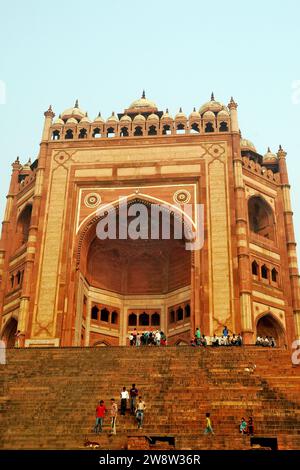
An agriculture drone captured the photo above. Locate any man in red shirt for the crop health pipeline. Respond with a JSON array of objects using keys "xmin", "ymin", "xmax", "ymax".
[{"xmin": 94, "ymin": 400, "xmax": 107, "ymax": 434}]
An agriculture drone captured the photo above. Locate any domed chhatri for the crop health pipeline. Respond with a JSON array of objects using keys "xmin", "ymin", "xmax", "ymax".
[
  {"xmin": 199, "ymin": 92, "xmax": 228, "ymax": 115},
  {"xmin": 61, "ymin": 99, "xmax": 86, "ymax": 121},
  {"xmin": 263, "ymin": 147, "xmax": 278, "ymax": 163},
  {"xmin": 129, "ymin": 90, "xmax": 157, "ymax": 110},
  {"xmin": 240, "ymin": 137, "xmax": 257, "ymax": 152},
  {"xmin": 93, "ymin": 112, "xmax": 105, "ymax": 123}
]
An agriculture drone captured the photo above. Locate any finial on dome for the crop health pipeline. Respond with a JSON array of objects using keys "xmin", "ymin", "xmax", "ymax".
[
  {"xmin": 142, "ymin": 90, "xmax": 146, "ymax": 99},
  {"xmin": 85, "ymin": 112, "xmax": 88, "ymax": 117},
  {"xmin": 211, "ymin": 92, "xmax": 215, "ymax": 101},
  {"xmin": 267, "ymin": 147, "xmax": 271, "ymax": 152},
  {"xmin": 112, "ymin": 111, "xmax": 115, "ymax": 116},
  {"xmin": 166, "ymin": 108, "xmax": 169, "ymax": 113},
  {"xmin": 193, "ymin": 107, "xmax": 196, "ymax": 112},
  {"xmin": 98, "ymin": 112, "xmax": 101, "ymax": 117},
  {"xmin": 179, "ymin": 107, "xmax": 182, "ymax": 112},
  {"xmin": 279, "ymin": 144, "xmax": 282, "ymax": 150},
  {"xmin": 74, "ymin": 99, "xmax": 79, "ymax": 108}
]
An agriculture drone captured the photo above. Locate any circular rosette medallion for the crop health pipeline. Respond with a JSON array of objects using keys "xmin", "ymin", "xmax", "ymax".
[
  {"xmin": 173, "ymin": 189, "xmax": 191, "ymax": 204},
  {"xmin": 84, "ymin": 193, "xmax": 102, "ymax": 208}
]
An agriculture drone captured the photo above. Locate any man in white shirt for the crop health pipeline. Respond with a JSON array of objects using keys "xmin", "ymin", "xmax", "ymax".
[{"xmin": 120, "ymin": 387, "xmax": 129, "ymax": 415}]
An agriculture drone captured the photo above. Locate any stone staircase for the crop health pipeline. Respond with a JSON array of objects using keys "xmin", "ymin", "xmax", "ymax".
[{"xmin": 0, "ymin": 347, "xmax": 299, "ymax": 450}]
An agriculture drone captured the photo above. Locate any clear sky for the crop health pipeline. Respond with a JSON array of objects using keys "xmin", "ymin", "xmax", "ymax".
[{"xmin": 0, "ymin": 0, "xmax": 299, "ymax": 253}]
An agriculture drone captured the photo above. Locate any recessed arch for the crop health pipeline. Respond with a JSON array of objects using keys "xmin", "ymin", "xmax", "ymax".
[
  {"xmin": 256, "ymin": 312, "xmax": 285, "ymax": 347},
  {"xmin": 1, "ymin": 317, "xmax": 18, "ymax": 348},
  {"xmin": 248, "ymin": 195, "xmax": 275, "ymax": 241}
]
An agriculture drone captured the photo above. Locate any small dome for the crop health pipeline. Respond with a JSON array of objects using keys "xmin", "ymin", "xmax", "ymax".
[
  {"xmin": 263, "ymin": 147, "xmax": 278, "ymax": 163},
  {"xmin": 147, "ymin": 113, "xmax": 159, "ymax": 121},
  {"xmin": 175, "ymin": 108, "xmax": 187, "ymax": 120},
  {"xmin": 53, "ymin": 115, "xmax": 64, "ymax": 126},
  {"xmin": 129, "ymin": 91, "xmax": 157, "ymax": 110},
  {"xmin": 61, "ymin": 100, "xmax": 86, "ymax": 121},
  {"xmin": 189, "ymin": 107, "xmax": 200, "ymax": 119},
  {"xmin": 107, "ymin": 112, "xmax": 119, "ymax": 123},
  {"xmin": 66, "ymin": 117, "xmax": 78, "ymax": 125},
  {"xmin": 217, "ymin": 109, "xmax": 230, "ymax": 118},
  {"xmin": 161, "ymin": 109, "xmax": 172, "ymax": 120},
  {"xmin": 203, "ymin": 110, "xmax": 215, "ymax": 119},
  {"xmin": 199, "ymin": 93, "xmax": 227, "ymax": 114},
  {"xmin": 80, "ymin": 113, "xmax": 91, "ymax": 124},
  {"xmin": 94, "ymin": 112, "xmax": 105, "ymax": 123},
  {"xmin": 240, "ymin": 138, "xmax": 257, "ymax": 152},
  {"xmin": 133, "ymin": 113, "xmax": 146, "ymax": 122},
  {"xmin": 120, "ymin": 114, "xmax": 132, "ymax": 123}
]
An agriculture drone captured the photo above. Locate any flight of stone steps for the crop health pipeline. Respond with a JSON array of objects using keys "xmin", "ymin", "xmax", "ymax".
[{"xmin": 0, "ymin": 346, "xmax": 299, "ymax": 450}]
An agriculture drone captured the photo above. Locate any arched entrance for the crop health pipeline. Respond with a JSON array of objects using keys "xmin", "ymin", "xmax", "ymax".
[
  {"xmin": 256, "ymin": 313, "xmax": 285, "ymax": 347},
  {"xmin": 75, "ymin": 198, "xmax": 193, "ymax": 345},
  {"xmin": 1, "ymin": 318, "xmax": 18, "ymax": 348}
]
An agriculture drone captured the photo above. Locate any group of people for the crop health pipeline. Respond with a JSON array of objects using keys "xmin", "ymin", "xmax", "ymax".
[
  {"xmin": 239, "ymin": 416, "xmax": 254, "ymax": 435},
  {"xmin": 191, "ymin": 327, "xmax": 243, "ymax": 347},
  {"xmin": 129, "ymin": 329, "xmax": 167, "ymax": 347},
  {"xmin": 255, "ymin": 336, "xmax": 276, "ymax": 347},
  {"xmin": 94, "ymin": 384, "xmax": 146, "ymax": 435}
]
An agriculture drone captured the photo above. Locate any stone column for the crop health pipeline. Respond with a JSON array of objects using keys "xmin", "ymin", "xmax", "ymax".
[
  {"xmin": 0, "ymin": 158, "xmax": 21, "ymax": 332},
  {"xmin": 278, "ymin": 146, "xmax": 300, "ymax": 340},
  {"xmin": 229, "ymin": 98, "xmax": 254, "ymax": 344}
]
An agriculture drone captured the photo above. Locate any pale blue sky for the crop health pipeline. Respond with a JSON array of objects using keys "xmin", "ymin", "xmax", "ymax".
[{"xmin": 0, "ymin": 0, "xmax": 299, "ymax": 253}]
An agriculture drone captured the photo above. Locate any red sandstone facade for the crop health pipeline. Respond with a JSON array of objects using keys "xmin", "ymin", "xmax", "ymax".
[{"xmin": 0, "ymin": 93, "xmax": 299, "ymax": 348}]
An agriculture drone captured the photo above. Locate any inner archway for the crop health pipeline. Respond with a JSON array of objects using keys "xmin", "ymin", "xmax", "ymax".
[
  {"xmin": 76, "ymin": 200, "xmax": 192, "ymax": 344},
  {"xmin": 256, "ymin": 314, "xmax": 285, "ymax": 347},
  {"xmin": 1, "ymin": 318, "xmax": 18, "ymax": 348}
]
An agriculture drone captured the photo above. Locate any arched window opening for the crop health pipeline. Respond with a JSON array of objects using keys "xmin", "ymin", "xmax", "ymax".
[
  {"xmin": 65, "ymin": 129, "xmax": 74, "ymax": 139},
  {"xmin": 151, "ymin": 312, "xmax": 160, "ymax": 326},
  {"xmin": 148, "ymin": 125, "xmax": 157, "ymax": 136},
  {"xmin": 177, "ymin": 307, "xmax": 184, "ymax": 322},
  {"xmin": 190, "ymin": 123, "xmax": 200, "ymax": 133},
  {"xmin": 176, "ymin": 123, "xmax": 185, "ymax": 134},
  {"xmin": 91, "ymin": 306, "xmax": 99, "ymax": 321},
  {"xmin": 185, "ymin": 304, "xmax": 190, "ymax": 318},
  {"xmin": 107, "ymin": 127, "xmax": 115, "ymax": 138},
  {"xmin": 128, "ymin": 313, "xmax": 137, "ymax": 326},
  {"xmin": 219, "ymin": 121, "xmax": 228, "ymax": 132},
  {"xmin": 170, "ymin": 310, "xmax": 175, "ymax": 323},
  {"xmin": 120, "ymin": 127, "xmax": 129, "ymax": 137},
  {"xmin": 205, "ymin": 122, "xmax": 214, "ymax": 133},
  {"xmin": 111, "ymin": 311, "xmax": 118, "ymax": 324},
  {"xmin": 271, "ymin": 268, "xmax": 278, "ymax": 283},
  {"xmin": 252, "ymin": 261, "xmax": 259, "ymax": 276},
  {"xmin": 16, "ymin": 271, "xmax": 21, "ymax": 285},
  {"xmin": 10, "ymin": 275, "xmax": 14, "ymax": 289},
  {"xmin": 261, "ymin": 265, "xmax": 269, "ymax": 280},
  {"xmin": 139, "ymin": 312, "xmax": 149, "ymax": 326},
  {"xmin": 78, "ymin": 128, "xmax": 87, "ymax": 139},
  {"xmin": 162, "ymin": 124, "xmax": 171, "ymax": 135},
  {"xmin": 134, "ymin": 126, "xmax": 143, "ymax": 136},
  {"xmin": 16, "ymin": 205, "xmax": 32, "ymax": 248},
  {"xmin": 248, "ymin": 197, "xmax": 275, "ymax": 241},
  {"xmin": 100, "ymin": 308, "xmax": 109, "ymax": 322},
  {"xmin": 92, "ymin": 128, "xmax": 101, "ymax": 138},
  {"xmin": 52, "ymin": 130, "xmax": 60, "ymax": 140}
]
